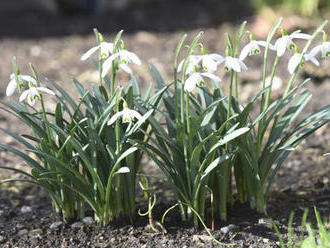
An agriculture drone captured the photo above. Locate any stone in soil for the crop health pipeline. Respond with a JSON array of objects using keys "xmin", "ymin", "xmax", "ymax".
[{"xmin": 50, "ymin": 221, "xmax": 63, "ymax": 229}]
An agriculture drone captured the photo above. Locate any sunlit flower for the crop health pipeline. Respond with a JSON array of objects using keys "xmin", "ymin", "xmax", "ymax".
[
  {"xmin": 102, "ymin": 49, "xmax": 141, "ymax": 77},
  {"xmin": 108, "ymin": 107, "xmax": 143, "ymax": 125},
  {"xmin": 178, "ymin": 55, "xmax": 202, "ymax": 75},
  {"xmin": 199, "ymin": 54, "xmax": 224, "ymax": 72},
  {"xmin": 307, "ymin": 42, "xmax": 330, "ymax": 59},
  {"xmin": 19, "ymin": 86, "xmax": 55, "ymax": 106},
  {"xmin": 184, "ymin": 72, "xmax": 221, "ymax": 92},
  {"xmin": 239, "ymin": 40, "xmax": 268, "ymax": 61},
  {"xmin": 288, "ymin": 53, "xmax": 303, "ymax": 74},
  {"xmin": 274, "ymin": 29, "xmax": 312, "ymax": 57},
  {"xmin": 220, "ymin": 56, "xmax": 247, "ymax": 72},
  {"xmin": 6, "ymin": 74, "xmax": 37, "ymax": 96},
  {"xmin": 81, "ymin": 41, "xmax": 114, "ymax": 60}
]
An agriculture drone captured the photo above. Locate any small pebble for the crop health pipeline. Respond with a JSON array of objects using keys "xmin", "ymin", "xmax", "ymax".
[
  {"xmin": 20, "ymin": 206, "xmax": 32, "ymax": 214},
  {"xmin": 0, "ymin": 210, "xmax": 4, "ymax": 216},
  {"xmin": 263, "ymin": 238, "xmax": 269, "ymax": 243},
  {"xmin": 220, "ymin": 224, "xmax": 237, "ymax": 234},
  {"xmin": 17, "ymin": 229, "xmax": 28, "ymax": 236},
  {"xmin": 258, "ymin": 218, "xmax": 273, "ymax": 228},
  {"xmin": 29, "ymin": 228, "xmax": 43, "ymax": 236},
  {"xmin": 0, "ymin": 235, "xmax": 6, "ymax": 243},
  {"xmin": 192, "ymin": 234, "xmax": 212, "ymax": 242},
  {"xmin": 71, "ymin": 222, "xmax": 83, "ymax": 229},
  {"xmin": 82, "ymin": 216, "xmax": 93, "ymax": 225},
  {"xmin": 16, "ymin": 223, "xmax": 25, "ymax": 230},
  {"xmin": 50, "ymin": 221, "xmax": 63, "ymax": 229}
]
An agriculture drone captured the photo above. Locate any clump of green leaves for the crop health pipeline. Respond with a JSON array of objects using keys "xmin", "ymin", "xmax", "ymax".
[{"xmin": 273, "ymin": 207, "xmax": 330, "ymax": 248}]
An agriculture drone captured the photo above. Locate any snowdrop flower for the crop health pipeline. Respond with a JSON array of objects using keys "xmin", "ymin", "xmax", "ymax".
[
  {"xmin": 178, "ymin": 55, "xmax": 201, "ymax": 75},
  {"xmin": 274, "ymin": 29, "xmax": 312, "ymax": 57},
  {"xmin": 102, "ymin": 49, "xmax": 141, "ymax": 77},
  {"xmin": 200, "ymin": 53, "xmax": 225, "ymax": 72},
  {"xmin": 184, "ymin": 72, "xmax": 221, "ymax": 92},
  {"xmin": 304, "ymin": 51, "xmax": 320, "ymax": 66},
  {"xmin": 288, "ymin": 45, "xmax": 320, "ymax": 74},
  {"xmin": 307, "ymin": 32, "xmax": 330, "ymax": 59},
  {"xmin": 108, "ymin": 107, "xmax": 143, "ymax": 125},
  {"xmin": 81, "ymin": 41, "xmax": 114, "ymax": 60},
  {"xmin": 221, "ymin": 56, "xmax": 247, "ymax": 72},
  {"xmin": 19, "ymin": 86, "xmax": 55, "ymax": 106},
  {"xmin": 239, "ymin": 33, "xmax": 270, "ymax": 61},
  {"xmin": 6, "ymin": 74, "xmax": 37, "ymax": 97}
]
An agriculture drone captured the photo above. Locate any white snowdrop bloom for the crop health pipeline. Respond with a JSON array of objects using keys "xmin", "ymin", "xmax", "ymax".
[
  {"xmin": 307, "ymin": 41, "xmax": 330, "ymax": 59},
  {"xmin": 184, "ymin": 72, "xmax": 221, "ymax": 92},
  {"xmin": 81, "ymin": 41, "xmax": 114, "ymax": 60},
  {"xmin": 102, "ymin": 50, "xmax": 141, "ymax": 77},
  {"xmin": 239, "ymin": 40, "xmax": 270, "ymax": 61},
  {"xmin": 178, "ymin": 55, "xmax": 202, "ymax": 75},
  {"xmin": 221, "ymin": 56, "xmax": 247, "ymax": 72},
  {"xmin": 274, "ymin": 30, "xmax": 312, "ymax": 57},
  {"xmin": 200, "ymin": 53, "xmax": 224, "ymax": 72},
  {"xmin": 19, "ymin": 87, "xmax": 55, "ymax": 106},
  {"xmin": 108, "ymin": 108, "xmax": 143, "ymax": 125},
  {"xmin": 6, "ymin": 74, "xmax": 37, "ymax": 97},
  {"xmin": 304, "ymin": 51, "xmax": 320, "ymax": 66},
  {"xmin": 288, "ymin": 53, "xmax": 304, "ymax": 74},
  {"xmin": 264, "ymin": 76, "xmax": 283, "ymax": 91}
]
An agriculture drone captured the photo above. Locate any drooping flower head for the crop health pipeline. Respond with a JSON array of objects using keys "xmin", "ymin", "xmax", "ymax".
[
  {"xmin": 81, "ymin": 41, "xmax": 114, "ymax": 61},
  {"xmin": 239, "ymin": 32, "xmax": 270, "ymax": 61},
  {"xmin": 184, "ymin": 72, "xmax": 221, "ymax": 92},
  {"xmin": 19, "ymin": 86, "xmax": 55, "ymax": 106},
  {"xmin": 6, "ymin": 73, "xmax": 37, "ymax": 96},
  {"xmin": 306, "ymin": 31, "xmax": 330, "ymax": 59},
  {"xmin": 274, "ymin": 28, "xmax": 312, "ymax": 57},
  {"xmin": 102, "ymin": 44, "xmax": 142, "ymax": 77},
  {"xmin": 108, "ymin": 106, "xmax": 143, "ymax": 125}
]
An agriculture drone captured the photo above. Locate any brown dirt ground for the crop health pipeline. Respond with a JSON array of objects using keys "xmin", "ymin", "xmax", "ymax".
[{"xmin": 0, "ymin": 1, "xmax": 330, "ymax": 247}]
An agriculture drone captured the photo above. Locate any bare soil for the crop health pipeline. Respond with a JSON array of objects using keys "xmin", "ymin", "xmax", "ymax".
[{"xmin": 0, "ymin": 0, "xmax": 330, "ymax": 247}]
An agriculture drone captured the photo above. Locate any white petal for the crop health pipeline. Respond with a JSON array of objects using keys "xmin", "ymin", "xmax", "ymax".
[
  {"xmin": 20, "ymin": 75, "xmax": 37, "ymax": 85},
  {"xmin": 81, "ymin": 45, "xmax": 100, "ymax": 60},
  {"xmin": 288, "ymin": 54, "xmax": 302, "ymax": 74},
  {"xmin": 177, "ymin": 59, "xmax": 185, "ymax": 72},
  {"xmin": 321, "ymin": 42, "xmax": 330, "ymax": 57},
  {"xmin": 119, "ymin": 64, "xmax": 132, "ymax": 74},
  {"xmin": 202, "ymin": 55, "xmax": 218, "ymax": 72},
  {"xmin": 36, "ymin": 87, "xmax": 55, "ymax": 95},
  {"xmin": 19, "ymin": 89, "xmax": 30, "ymax": 102},
  {"xmin": 122, "ymin": 50, "xmax": 141, "ymax": 65},
  {"xmin": 239, "ymin": 43, "xmax": 253, "ymax": 61},
  {"xmin": 255, "ymin": 41, "xmax": 267, "ymax": 47},
  {"xmin": 108, "ymin": 111, "xmax": 123, "ymax": 125},
  {"xmin": 116, "ymin": 167, "xmax": 130, "ymax": 174},
  {"xmin": 6, "ymin": 79, "xmax": 17, "ymax": 96},
  {"xmin": 209, "ymin": 53, "xmax": 225, "ymax": 64},
  {"xmin": 102, "ymin": 54, "xmax": 119, "ymax": 78},
  {"xmin": 238, "ymin": 60, "xmax": 248, "ymax": 71},
  {"xmin": 201, "ymin": 72, "xmax": 221, "ymax": 82},
  {"xmin": 308, "ymin": 45, "xmax": 322, "ymax": 57},
  {"xmin": 226, "ymin": 57, "xmax": 241, "ymax": 72},
  {"xmin": 290, "ymin": 33, "xmax": 312, "ymax": 40},
  {"xmin": 276, "ymin": 36, "xmax": 288, "ymax": 57},
  {"xmin": 129, "ymin": 109, "xmax": 143, "ymax": 121},
  {"xmin": 184, "ymin": 73, "xmax": 199, "ymax": 92},
  {"xmin": 100, "ymin": 42, "xmax": 113, "ymax": 58}
]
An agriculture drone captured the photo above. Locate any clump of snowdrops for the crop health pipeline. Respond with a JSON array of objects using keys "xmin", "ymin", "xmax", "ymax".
[{"xmin": 1, "ymin": 19, "xmax": 329, "ymax": 234}]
